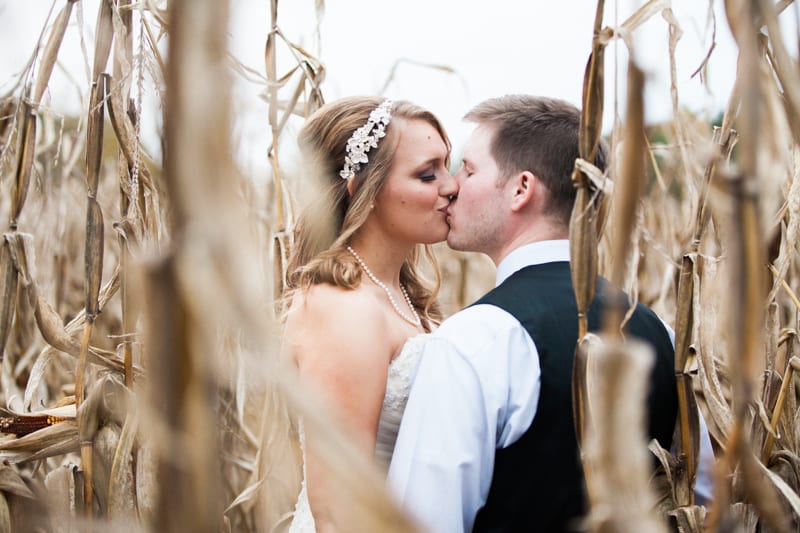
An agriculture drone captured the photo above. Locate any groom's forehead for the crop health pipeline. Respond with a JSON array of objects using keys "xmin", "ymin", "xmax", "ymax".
[{"xmin": 462, "ymin": 127, "xmax": 499, "ymax": 168}]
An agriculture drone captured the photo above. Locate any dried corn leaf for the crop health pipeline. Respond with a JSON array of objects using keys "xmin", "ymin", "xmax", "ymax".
[
  {"xmin": 23, "ymin": 351, "xmax": 58, "ymax": 411},
  {"xmin": 756, "ymin": 0, "xmax": 800, "ymax": 146},
  {"xmin": 276, "ymin": 75, "xmax": 316, "ymax": 135},
  {"xmin": 649, "ymin": 439, "xmax": 680, "ymax": 510},
  {"xmin": 265, "ymin": 31, "xmax": 278, "ymax": 126},
  {"xmin": 0, "ymin": 493, "xmax": 9, "ymax": 533},
  {"xmin": 105, "ymin": 75, "xmax": 155, "ymax": 194},
  {"xmin": 227, "ymin": 54, "xmax": 269, "ymax": 84},
  {"xmin": 1, "ymin": 404, "xmax": 76, "ymax": 420},
  {"xmin": 0, "ymin": 241, "xmax": 17, "ymax": 362},
  {"xmin": 4, "ymin": 232, "xmax": 79, "ymax": 367},
  {"xmin": 65, "ymin": 263, "xmax": 121, "ymax": 334},
  {"xmin": 79, "ymin": 375, "xmax": 130, "ymax": 442},
  {"xmin": 32, "ymin": 1, "xmax": 75, "ymax": 106},
  {"xmin": 574, "ymin": 158, "xmax": 612, "ymax": 195},
  {"xmin": 253, "ymin": 384, "xmax": 302, "ymax": 529},
  {"xmin": 84, "ymin": 198, "xmax": 104, "ymax": 319},
  {"xmin": 11, "ymin": 103, "xmax": 36, "ymax": 226},
  {"xmin": 741, "ymin": 450, "xmax": 795, "ymax": 530},
  {"xmin": 694, "ymin": 257, "xmax": 734, "ymax": 444},
  {"xmin": 0, "ymin": 463, "xmax": 35, "ymax": 499},
  {"xmin": 92, "ymin": 423, "xmax": 120, "ymax": 512},
  {"xmin": 378, "ymin": 57, "xmax": 459, "ymax": 96},
  {"xmin": 224, "ymin": 478, "xmax": 264, "ymax": 515},
  {"xmin": 666, "ymin": 505, "xmax": 706, "ymax": 533},
  {"xmin": 111, "ymin": 0, "xmax": 133, "ymax": 96},
  {"xmin": 675, "ymin": 373, "xmax": 700, "ymax": 505},
  {"xmin": 85, "ymin": 76, "xmax": 105, "ymax": 198},
  {"xmin": 92, "ymin": 0, "xmax": 114, "ymax": 80},
  {"xmin": 0, "ymin": 98, "xmax": 15, "ymax": 146},
  {"xmin": 140, "ymin": 15, "xmax": 166, "ymax": 77},
  {"xmin": 768, "ymin": 148, "xmax": 800, "ymax": 303},
  {"xmin": 578, "ymin": 0, "xmax": 608, "ymax": 164},
  {"xmin": 32, "ymin": 288, "xmax": 80, "ymax": 356},
  {"xmin": 44, "ymin": 464, "xmax": 79, "ymax": 533},
  {"xmin": 572, "ymin": 332, "xmax": 603, "ymax": 451},
  {"xmin": 273, "ymin": 230, "xmax": 291, "ymax": 304},
  {"xmin": 3, "ymin": 233, "xmax": 34, "ymax": 288},
  {"xmin": 727, "ymin": 502, "xmax": 759, "ymax": 531},
  {"xmin": 673, "ymin": 255, "xmax": 694, "ymax": 373},
  {"xmin": 107, "ymin": 414, "xmax": 137, "ymax": 521},
  {"xmin": 662, "ymin": 7, "xmax": 694, "ymax": 191},
  {"xmin": 619, "ymin": 0, "xmax": 671, "ymax": 36}
]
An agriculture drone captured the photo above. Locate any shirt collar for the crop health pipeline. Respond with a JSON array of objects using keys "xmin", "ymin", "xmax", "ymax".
[{"xmin": 495, "ymin": 240, "xmax": 570, "ymax": 286}]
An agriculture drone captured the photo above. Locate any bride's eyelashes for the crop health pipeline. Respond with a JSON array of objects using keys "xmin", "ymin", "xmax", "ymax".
[{"xmin": 418, "ymin": 164, "xmax": 448, "ymax": 182}]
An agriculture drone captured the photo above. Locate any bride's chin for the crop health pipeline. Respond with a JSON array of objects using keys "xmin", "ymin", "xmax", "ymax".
[
  {"xmin": 421, "ymin": 231, "xmax": 449, "ymax": 245},
  {"xmin": 418, "ymin": 221, "xmax": 451, "ymax": 244}
]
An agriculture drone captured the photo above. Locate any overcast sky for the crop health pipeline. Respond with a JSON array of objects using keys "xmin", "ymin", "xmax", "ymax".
[{"xmin": 2, "ymin": 1, "xmax": 798, "ymax": 176}]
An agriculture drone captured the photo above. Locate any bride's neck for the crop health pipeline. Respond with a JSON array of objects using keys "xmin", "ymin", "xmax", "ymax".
[{"xmin": 347, "ymin": 238, "xmax": 411, "ymax": 288}]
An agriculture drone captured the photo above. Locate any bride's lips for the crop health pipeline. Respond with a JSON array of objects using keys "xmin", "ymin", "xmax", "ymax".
[{"xmin": 441, "ymin": 206, "xmax": 453, "ymax": 225}]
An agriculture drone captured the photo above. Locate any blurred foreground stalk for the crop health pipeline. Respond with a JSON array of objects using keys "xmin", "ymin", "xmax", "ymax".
[{"xmin": 146, "ymin": 0, "xmax": 233, "ymax": 530}]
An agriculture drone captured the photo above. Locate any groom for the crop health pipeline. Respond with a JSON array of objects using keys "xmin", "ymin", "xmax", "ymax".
[{"xmin": 387, "ymin": 95, "xmax": 712, "ymax": 532}]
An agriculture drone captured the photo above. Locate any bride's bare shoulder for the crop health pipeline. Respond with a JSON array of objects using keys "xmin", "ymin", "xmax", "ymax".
[
  {"xmin": 283, "ymin": 282, "xmax": 389, "ymax": 368},
  {"xmin": 285, "ymin": 282, "xmax": 379, "ymax": 328}
]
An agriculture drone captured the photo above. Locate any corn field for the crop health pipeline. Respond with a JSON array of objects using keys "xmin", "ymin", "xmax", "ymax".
[{"xmin": 0, "ymin": 0, "xmax": 799, "ymax": 531}]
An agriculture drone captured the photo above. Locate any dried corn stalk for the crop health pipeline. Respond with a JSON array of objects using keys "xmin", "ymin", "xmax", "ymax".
[{"xmin": 264, "ymin": 0, "xmax": 325, "ymax": 306}]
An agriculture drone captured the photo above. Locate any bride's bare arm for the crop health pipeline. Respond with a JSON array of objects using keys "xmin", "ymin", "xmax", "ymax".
[{"xmin": 283, "ymin": 284, "xmax": 392, "ymax": 530}]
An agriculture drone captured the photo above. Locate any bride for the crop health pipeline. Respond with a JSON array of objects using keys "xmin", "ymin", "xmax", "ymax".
[{"xmin": 281, "ymin": 96, "xmax": 457, "ymax": 531}]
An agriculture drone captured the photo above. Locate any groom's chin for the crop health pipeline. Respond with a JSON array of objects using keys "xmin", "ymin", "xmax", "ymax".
[{"xmin": 445, "ymin": 233, "xmax": 465, "ymax": 251}]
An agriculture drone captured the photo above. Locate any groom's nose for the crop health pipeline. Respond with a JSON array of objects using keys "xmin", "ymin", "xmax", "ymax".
[{"xmin": 440, "ymin": 171, "xmax": 458, "ymax": 198}]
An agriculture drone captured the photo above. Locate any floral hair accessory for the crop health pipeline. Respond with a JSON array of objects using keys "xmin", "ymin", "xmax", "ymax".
[{"xmin": 339, "ymin": 99, "xmax": 393, "ymax": 181}]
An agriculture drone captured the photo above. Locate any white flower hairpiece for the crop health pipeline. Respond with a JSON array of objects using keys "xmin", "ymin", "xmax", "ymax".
[{"xmin": 339, "ymin": 99, "xmax": 393, "ymax": 181}]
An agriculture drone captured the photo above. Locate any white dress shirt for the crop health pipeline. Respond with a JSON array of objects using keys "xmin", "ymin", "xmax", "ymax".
[{"xmin": 387, "ymin": 240, "xmax": 714, "ymax": 532}]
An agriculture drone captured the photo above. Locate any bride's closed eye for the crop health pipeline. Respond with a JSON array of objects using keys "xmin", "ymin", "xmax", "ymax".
[{"xmin": 417, "ymin": 165, "xmax": 440, "ymax": 182}]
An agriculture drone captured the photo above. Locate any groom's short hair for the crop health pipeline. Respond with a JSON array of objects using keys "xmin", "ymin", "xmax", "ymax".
[{"xmin": 464, "ymin": 95, "xmax": 607, "ymax": 225}]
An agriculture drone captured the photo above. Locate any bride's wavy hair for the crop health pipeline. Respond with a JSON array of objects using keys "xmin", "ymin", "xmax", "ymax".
[{"xmin": 284, "ymin": 96, "xmax": 449, "ymax": 328}]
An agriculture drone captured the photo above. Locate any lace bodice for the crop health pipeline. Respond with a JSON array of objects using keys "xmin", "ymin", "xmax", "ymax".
[
  {"xmin": 375, "ymin": 334, "xmax": 427, "ymax": 469},
  {"xmin": 288, "ymin": 334, "xmax": 427, "ymax": 532}
]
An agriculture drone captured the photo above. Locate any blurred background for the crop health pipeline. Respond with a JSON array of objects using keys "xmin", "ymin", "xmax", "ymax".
[{"xmin": 5, "ymin": 0, "xmax": 796, "ymax": 177}]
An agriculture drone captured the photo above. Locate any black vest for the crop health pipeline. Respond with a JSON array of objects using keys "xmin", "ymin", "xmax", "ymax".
[{"xmin": 471, "ymin": 262, "xmax": 677, "ymax": 533}]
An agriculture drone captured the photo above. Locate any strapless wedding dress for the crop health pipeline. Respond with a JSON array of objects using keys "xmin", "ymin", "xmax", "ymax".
[{"xmin": 288, "ymin": 334, "xmax": 427, "ymax": 532}]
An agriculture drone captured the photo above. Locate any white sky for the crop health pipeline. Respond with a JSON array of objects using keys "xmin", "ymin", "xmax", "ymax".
[{"xmin": 1, "ymin": 1, "xmax": 798, "ymax": 178}]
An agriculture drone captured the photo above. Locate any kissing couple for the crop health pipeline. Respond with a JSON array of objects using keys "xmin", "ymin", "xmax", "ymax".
[{"xmin": 280, "ymin": 95, "xmax": 713, "ymax": 532}]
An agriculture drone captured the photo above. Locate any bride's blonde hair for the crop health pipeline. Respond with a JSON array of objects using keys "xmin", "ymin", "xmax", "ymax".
[{"xmin": 285, "ymin": 96, "xmax": 450, "ymax": 328}]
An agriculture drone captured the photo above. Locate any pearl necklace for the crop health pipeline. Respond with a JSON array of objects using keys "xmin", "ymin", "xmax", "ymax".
[{"xmin": 346, "ymin": 246, "xmax": 422, "ymax": 328}]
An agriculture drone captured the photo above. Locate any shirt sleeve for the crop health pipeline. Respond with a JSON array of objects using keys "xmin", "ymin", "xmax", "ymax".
[
  {"xmin": 387, "ymin": 305, "xmax": 540, "ymax": 533},
  {"xmin": 694, "ymin": 410, "xmax": 714, "ymax": 505}
]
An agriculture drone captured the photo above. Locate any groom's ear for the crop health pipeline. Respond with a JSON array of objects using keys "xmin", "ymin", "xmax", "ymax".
[{"xmin": 510, "ymin": 170, "xmax": 537, "ymax": 212}]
